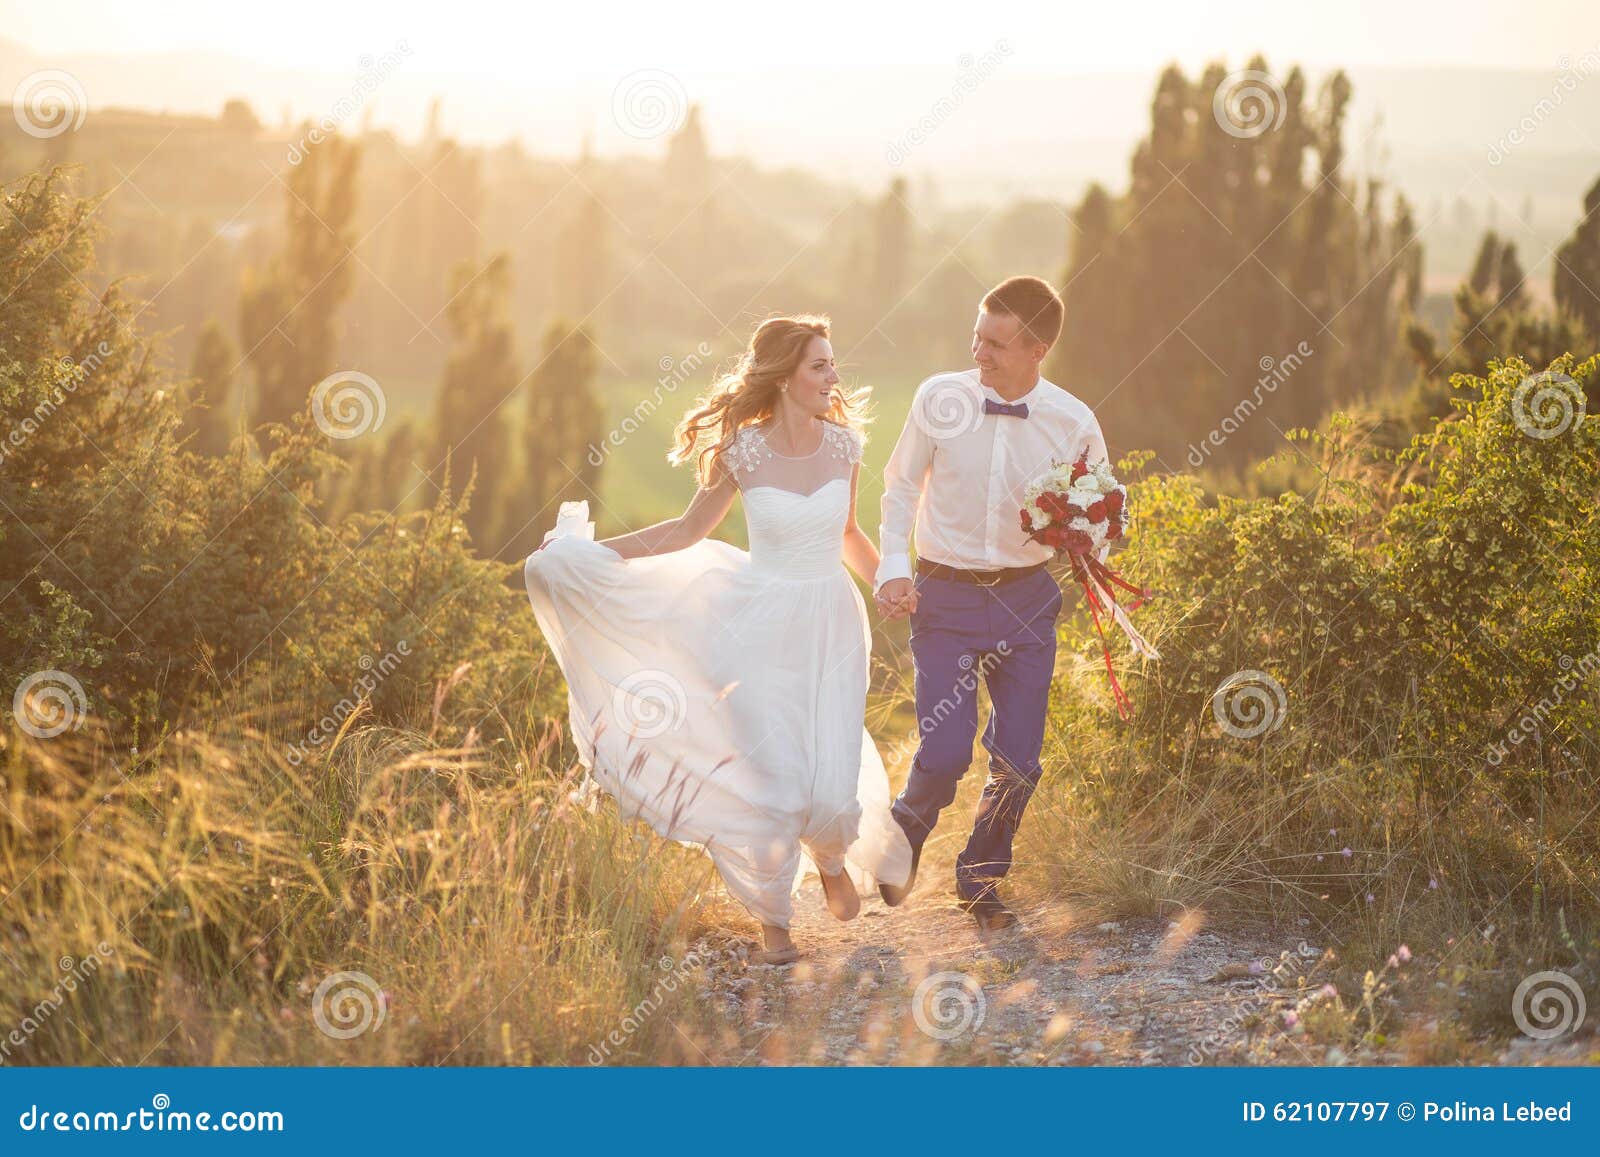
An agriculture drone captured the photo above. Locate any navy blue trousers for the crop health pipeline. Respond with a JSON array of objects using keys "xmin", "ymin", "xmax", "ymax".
[{"xmin": 892, "ymin": 568, "xmax": 1063, "ymax": 901}]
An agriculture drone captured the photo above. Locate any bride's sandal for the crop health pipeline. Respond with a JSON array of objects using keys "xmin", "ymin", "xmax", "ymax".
[
  {"xmin": 752, "ymin": 925, "xmax": 801, "ymax": 967},
  {"xmin": 819, "ymin": 868, "xmax": 861, "ymax": 922}
]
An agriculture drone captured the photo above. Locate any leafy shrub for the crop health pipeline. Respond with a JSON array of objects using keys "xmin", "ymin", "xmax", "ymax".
[
  {"xmin": 1, "ymin": 170, "xmax": 541, "ymax": 745},
  {"xmin": 1030, "ymin": 355, "xmax": 1600, "ymax": 975},
  {"xmin": 1094, "ymin": 354, "xmax": 1598, "ymax": 777}
]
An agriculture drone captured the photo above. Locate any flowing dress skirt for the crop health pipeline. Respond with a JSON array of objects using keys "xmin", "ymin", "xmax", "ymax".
[{"xmin": 524, "ymin": 522, "xmax": 910, "ymax": 927}]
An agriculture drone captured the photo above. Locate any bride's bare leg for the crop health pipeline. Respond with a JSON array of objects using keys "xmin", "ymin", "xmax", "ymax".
[
  {"xmin": 753, "ymin": 924, "xmax": 800, "ymax": 965},
  {"xmin": 819, "ymin": 866, "xmax": 861, "ymax": 921},
  {"xmin": 804, "ymin": 841, "xmax": 860, "ymax": 922},
  {"xmin": 707, "ymin": 844, "xmax": 799, "ymax": 964}
]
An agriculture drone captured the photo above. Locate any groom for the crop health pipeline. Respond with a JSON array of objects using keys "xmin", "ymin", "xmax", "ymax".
[{"xmin": 873, "ymin": 276, "xmax": 1108, "ymax": 932}]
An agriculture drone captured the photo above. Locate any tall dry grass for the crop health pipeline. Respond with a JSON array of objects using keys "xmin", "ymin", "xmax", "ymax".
[
  {"xmin": 0, "ymin": 682, "xmax": 738, "ymax": 1066},
  {"xmin": 1018, "ymin": 683, "xmax": 1598, "ymax": 1052}
]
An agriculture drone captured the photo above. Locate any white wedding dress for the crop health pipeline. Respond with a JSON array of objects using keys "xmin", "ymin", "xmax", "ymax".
[{"xmin": 522, "ymin": 420, "xmax": 912, "ymax": 928}]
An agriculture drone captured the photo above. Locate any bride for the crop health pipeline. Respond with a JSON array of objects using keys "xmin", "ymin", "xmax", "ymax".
[{"xmin": 524, "ymin": 315, "xmax": 911, "ymax": 964}]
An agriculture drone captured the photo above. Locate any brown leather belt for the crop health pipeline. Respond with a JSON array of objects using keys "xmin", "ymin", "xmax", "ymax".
[{"xmin": 916, "ymin": 559, "xmax": 1048, "ymax": 587}]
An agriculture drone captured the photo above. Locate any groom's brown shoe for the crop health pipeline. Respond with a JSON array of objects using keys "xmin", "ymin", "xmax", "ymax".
[
  {"xmin": 958, "ymin": 894, "xmax": 1019, "ymax": 933},
  {"xmin": 878, "ymin": 838, "xmax": 922, "ymax": 907}
]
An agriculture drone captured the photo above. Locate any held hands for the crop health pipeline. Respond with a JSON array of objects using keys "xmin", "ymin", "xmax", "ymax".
[{"xmin": 874, "ymin": 577, "xmax": 918, "ymax": 621}]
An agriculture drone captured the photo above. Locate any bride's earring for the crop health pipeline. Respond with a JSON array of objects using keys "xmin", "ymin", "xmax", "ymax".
[{"xmin": 780, "ymin": 381, "xmax": 789, "ymax": 392}]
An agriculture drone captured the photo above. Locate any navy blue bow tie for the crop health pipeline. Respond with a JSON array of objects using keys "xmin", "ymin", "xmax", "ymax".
[{"xmin": 984, "ymin": 398, "xmax": 1029, "ymax": 419}]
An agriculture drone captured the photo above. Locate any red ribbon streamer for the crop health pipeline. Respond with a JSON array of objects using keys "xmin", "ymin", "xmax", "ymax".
[{"xmin": 1068, "ymin": 552, "xmax": 1155, "ymax": 721}]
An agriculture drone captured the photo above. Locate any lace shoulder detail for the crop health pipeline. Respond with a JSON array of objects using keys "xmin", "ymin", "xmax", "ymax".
[
  {"xmin": 823, "ymin": 422, "xmax": 864, "ymax": 465},
  {"xmin": 718, "ymin": 422, "xmax": 858, "ymax": 488},
  {"xmin": 719, "ymin": 425, "xmax": 766, "ymax": 477}
]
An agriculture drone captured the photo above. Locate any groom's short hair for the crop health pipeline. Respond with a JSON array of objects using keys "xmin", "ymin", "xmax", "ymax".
[{"xmin": 982, "ymin": 276, "xmax": 1064, "ymax": 350}]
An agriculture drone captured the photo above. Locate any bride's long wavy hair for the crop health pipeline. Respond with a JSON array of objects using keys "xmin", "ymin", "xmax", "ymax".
[{"xmin": 671, "ymin": 315, "xmax": 867, "ymax": 485}]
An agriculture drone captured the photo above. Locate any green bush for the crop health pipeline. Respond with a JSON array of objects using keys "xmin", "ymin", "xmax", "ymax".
[
  {"xmin": 1030, "ymin": 355, "xmax": 1599, "ymax": 977},
  {"xmin": 1, "ymin": 171, "xmax": 542, "ymax": 746},
  {"xmin": 1097, "ymin": 354, "xmax": 1598, "ymax": 777}
]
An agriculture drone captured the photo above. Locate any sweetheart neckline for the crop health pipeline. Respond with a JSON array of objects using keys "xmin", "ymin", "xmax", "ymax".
[{"xmin": 741, "ymin": 478, "xmax": 850, "ymax": 500}]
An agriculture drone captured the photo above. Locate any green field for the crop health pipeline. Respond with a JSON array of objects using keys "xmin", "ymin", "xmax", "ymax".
[{"xmin": 593, "ymin": 373, "xmax": 915, "ymax": 541}]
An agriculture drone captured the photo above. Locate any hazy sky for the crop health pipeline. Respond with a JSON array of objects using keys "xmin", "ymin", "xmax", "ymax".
[
  {"xmin": 5, "ymin": 0, "xmax": 1595, "ymax": 74},
  {"xmin": 6, "ymin": 0, "xmax": 1598, "ymax": 201}
]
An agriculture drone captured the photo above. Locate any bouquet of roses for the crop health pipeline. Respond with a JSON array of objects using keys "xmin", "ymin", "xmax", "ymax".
[{"xmin": 1020, "ymin": 450, "xmax": 1159, "ymax": 718}]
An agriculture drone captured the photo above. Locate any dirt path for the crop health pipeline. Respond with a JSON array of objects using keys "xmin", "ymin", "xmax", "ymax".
[
  {"xmin": 689, "ymin": 845, "xmax": 1335, "ymax": 1066},
  {"xmin": 679, "ymin": 784, "xmax": 1594, "ymax": 1067}
]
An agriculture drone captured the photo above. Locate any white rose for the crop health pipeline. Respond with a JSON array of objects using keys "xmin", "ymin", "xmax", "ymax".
[
  {"xmin": 1066, "ymin": 489, "xmax": 1093, "ymax": 509},
  {"xmin": 1073, "ymin": 473, "xmax": 1099, "ymax": 491}
]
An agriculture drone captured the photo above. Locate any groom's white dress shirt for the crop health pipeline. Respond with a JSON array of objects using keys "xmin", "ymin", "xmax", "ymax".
[{"xmin": 875, "ymin": 369, "xmax": 1109, "ymax": 590}]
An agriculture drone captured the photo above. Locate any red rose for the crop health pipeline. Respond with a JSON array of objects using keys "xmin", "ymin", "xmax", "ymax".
[
  {"xmin": 1107, "ymin": 521, "xmax": 1123, "ymax": 541},
  {"xmin": 1019, "ymin": 508, "xmax": 1033, "ymax": 533},
  {"xmin": 1085, "ymin": 499, "xmax": 1106, "ymax": 523},
  {"xmin": 1105, "ymin": 489, "xmax": 1124, "ymax": 514}
]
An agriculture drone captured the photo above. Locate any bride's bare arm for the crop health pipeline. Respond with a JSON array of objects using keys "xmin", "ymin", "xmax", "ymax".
[
  {"xmin": 841, "ymin": 464, "xmax": 881, "ymax": 587},
  {"xmin": 598, "ymin": 465, "xmax": 737, "ymax": 559}
]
